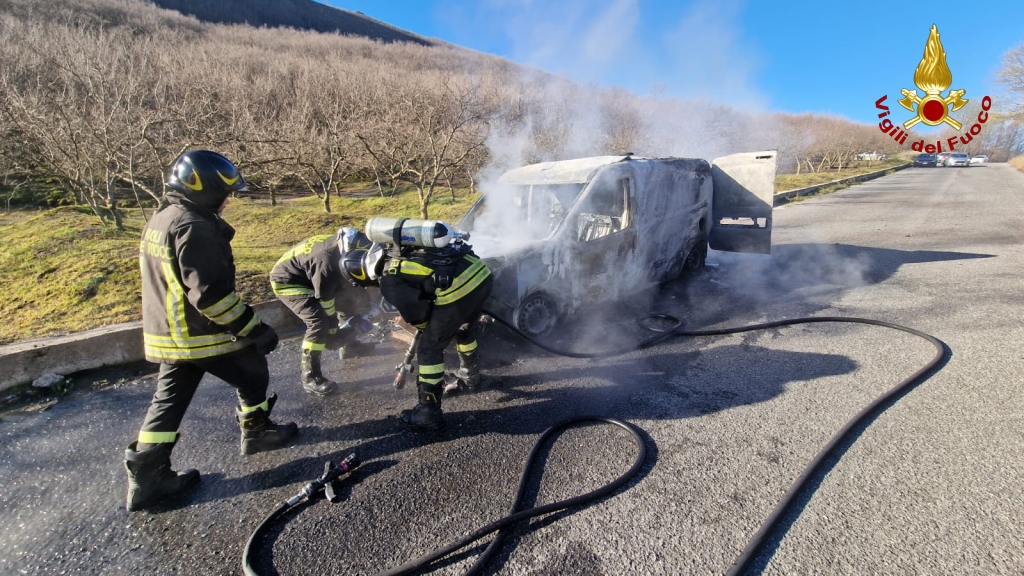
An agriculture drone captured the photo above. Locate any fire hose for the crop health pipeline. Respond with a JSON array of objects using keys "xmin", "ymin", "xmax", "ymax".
[{"xmin": 242, "ymin": 311, "xmax": 947, "ymax": 575}]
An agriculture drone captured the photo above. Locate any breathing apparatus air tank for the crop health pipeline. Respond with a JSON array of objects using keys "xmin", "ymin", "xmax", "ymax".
[{"xmin": 365, "ymin": 217, "xmax": 462, "ymax": 248}]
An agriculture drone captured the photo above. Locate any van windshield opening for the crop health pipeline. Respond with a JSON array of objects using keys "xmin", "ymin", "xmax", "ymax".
[{"xmin": 473, "ymin": 183, "xmax": 585, "ymax": 242}]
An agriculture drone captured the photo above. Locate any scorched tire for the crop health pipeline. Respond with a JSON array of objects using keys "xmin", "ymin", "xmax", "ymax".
[
  {"xmin": 682, "ymin": 240, "xmax": 707, "ymax": 272},
  {"xmin": 513, "ymin": 292, "xmax": 560, "ymax": 338}
]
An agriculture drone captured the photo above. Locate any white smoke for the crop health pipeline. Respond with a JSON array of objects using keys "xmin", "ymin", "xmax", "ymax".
[
  {"xmin": 449, "ymin": 1, "xmax": 865, "ymax": 342},
  {"xmin": 463, "ymin": 0, "xmax": 779, "ymax": 258}
]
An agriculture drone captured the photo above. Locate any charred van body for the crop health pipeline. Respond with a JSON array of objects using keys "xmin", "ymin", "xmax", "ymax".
[{"xmin": 459, "ymin": 152, "xmax": 778, "ymax": 337}]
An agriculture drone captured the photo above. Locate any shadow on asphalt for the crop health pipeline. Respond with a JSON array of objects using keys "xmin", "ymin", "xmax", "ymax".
[{"xmin": 291, "ymin": 343, "xmax": 858, "ymax": 464}]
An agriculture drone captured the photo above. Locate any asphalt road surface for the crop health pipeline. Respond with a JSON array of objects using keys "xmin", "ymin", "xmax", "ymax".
[{"xmin": 2, "ymin": 164, "xmax": 1023, "ymax": 575}]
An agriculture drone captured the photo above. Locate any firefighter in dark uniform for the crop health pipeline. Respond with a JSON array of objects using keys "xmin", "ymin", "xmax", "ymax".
[
  {"xmin": 269, "ymin": 228, "xmax": 376, "ymax": 395},
  {"xmin": 350, "ymin": 232, "xmax": 492, "ymax": 429},
  {"xmin": 125, "ymin": 150, "xmax": 297, "ymax": 512}
]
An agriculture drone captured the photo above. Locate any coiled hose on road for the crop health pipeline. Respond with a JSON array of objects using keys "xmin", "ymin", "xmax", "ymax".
[{"xmin": 243, "ymin": 312, "xmax": 947, "ymax": 576}]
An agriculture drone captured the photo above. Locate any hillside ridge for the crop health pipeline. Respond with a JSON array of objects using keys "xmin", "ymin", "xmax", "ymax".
[{"xmin": 148, "ymin": 0, "xmax": 435, "ymax": 45}]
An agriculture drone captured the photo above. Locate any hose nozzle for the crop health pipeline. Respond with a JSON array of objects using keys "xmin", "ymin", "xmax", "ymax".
[{"xmin": 285, "ymin": 453, "xmax": 361, "ymax": 506}]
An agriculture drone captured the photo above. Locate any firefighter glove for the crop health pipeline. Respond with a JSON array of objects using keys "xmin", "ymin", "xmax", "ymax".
[
  {"xmin": 333, "ymin": 315, "xmax": 371, "ymax": 348},
  {"xmin": 249, "ymin": 323, "xmax": 279, "ymax": 355}
]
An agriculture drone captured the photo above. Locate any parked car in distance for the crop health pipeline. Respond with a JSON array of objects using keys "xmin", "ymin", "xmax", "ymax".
[
  {"xmin": 936, "ymin": 152, "xmax": 951, "ymax": 166},
  {"xmin": 969, "ymin": 155, "xmax": 989, "ymax": 165},
  {"xmin": 914, "ymin": 153, "xmax": 938, "ymax": 167},
  {"xmin": 857, "ymin": 151, "xmax": 887, "ymax": 161},
  {"xmin": 946, "ymin": 152, "xmax": 970, "ymax": 167}
]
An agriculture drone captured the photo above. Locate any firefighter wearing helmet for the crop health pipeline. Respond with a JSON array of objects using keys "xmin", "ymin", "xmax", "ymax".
[
  {"xmin": 355, "ymin": 218, "xmax": 493, "ymax": 430},
  {"xmin": 269, "ymin": 228, "xmax": 380, "ymax": 395},
  {"xmin": 126, "ymin": 150, "xmax": 297, "ymax": 512}
]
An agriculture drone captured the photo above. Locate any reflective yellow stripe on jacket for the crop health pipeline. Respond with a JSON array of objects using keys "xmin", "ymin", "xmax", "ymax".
[
  {"xmin": 434, "ymin": 256, "xmax": 490, "ymax": 306},
  {"xmin": 200, "ymin": 292, "xmax": 246, "ymax": 326},
  {"xmin": 163, "ymin": 262, "xmax": 188, "ymax": 340},
  {"xmin": 274, "ymin": 234, "xmax": 334, "ymax": 268},
  {"xmin": 271, "ymin": 281, "xmax": 315, "ymax": 297},
  {"xmin": 198, "ymin": 290, "xmax": 260, "ymax": 337},
  {"xmin": 320, "ymin": 298, "xmax": 336, "ymax": 316},
  {"xmin": 148, "ymin": 262, "xmax": 246, "ymax": 361},
  {"xmin": 394, "ymin": 260, "xmax": 432, "ymax": 276},
  {"xmin": 143, "ymin": 332, "xmax": 243, "ymax": 361}
]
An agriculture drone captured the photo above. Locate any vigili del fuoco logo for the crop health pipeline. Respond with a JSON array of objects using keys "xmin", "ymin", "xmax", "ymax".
[{"xmin": 874, "ymin": 24, "xmax": 992, "ymax": 154}]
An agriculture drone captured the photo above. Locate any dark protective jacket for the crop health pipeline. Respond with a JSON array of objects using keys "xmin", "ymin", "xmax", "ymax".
[
  {"xmin": 378, "ymin": 244, "xmax": 491, "ymax": 329},
  {"xmin": 140, "ymin": 192, "xmax": 262, "ymax": 363},
  {"xmin": 268, "ymin": 234, "xmax": 371, "ymax": 319}
]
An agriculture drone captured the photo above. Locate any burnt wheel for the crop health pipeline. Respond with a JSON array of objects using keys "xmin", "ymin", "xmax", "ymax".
[
  {"xmin": 513, "ymin": 292, "xmax": 560, "ymax": 338},
  {"xmin": 682, "ymin": 241, "xmax": 707, "ymax": 272}
]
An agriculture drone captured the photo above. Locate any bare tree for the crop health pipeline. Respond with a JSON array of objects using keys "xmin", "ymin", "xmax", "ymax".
[
  {"xmin": 998, "ymin": 43, "xmax": 1024, "ymax": 122},
  {"xmin": 289, "ymin": 90, "xmax": 356, "ymax": 214},
  {"xmin": 993, "ymin": 44, "xmax": 1024, "ymax": 160},
  {"xmin": 0, "ymin": 0, "xmax": 937, "ymax": 223},
  {"xmin": 0, "ymin": 15, "xmax": 214, "ymax": 228},
  {"xmin": 1, "ymin": 18, "xmax": 117, "ymax": 226},
  {"xmin": 358, "ymin": 74, "xmax": 489, "ymax": 219}
]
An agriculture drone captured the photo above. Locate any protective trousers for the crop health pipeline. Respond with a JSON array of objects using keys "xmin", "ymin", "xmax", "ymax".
[
  {"xmin": 137, "ymin": 346, "xmax": 269, "ymax": 446},
  {"xmin": 416, "ymin": 275, "xmax": 493, "ymax": 402},
  {"xmin": 279, "ymin": 295, "xmax": 336, "ymax": 352}
]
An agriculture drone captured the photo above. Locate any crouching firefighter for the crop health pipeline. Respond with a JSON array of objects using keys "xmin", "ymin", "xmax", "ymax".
[
  {"xmin": 361, "ymin": 217, "xmax": 494, "ymax": 430},
  {"xmin": 126, "ymin": 150, "xmax": 297, "ymax": 512},
  {"xmin": 269, "ymin": 228, "xmax": 378, "ymax": 396}
]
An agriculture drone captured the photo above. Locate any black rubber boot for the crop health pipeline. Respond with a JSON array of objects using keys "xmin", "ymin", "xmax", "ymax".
[
  {"xmin": 400, "ymin": 384, "xmax": 445, "ymax": 430},
  {"xmin": 301, "ymin": 349, "xmax": 338, "ymax": 395},
  {"xmin": 124, "ymin": 440, "xmax": 200, "ymax": 512},
  {"xmin": 236, "ymin": 394, "xmax": 299, "ymax": 455},
  {"xmin": 455, "ymin": 350, "xmax": 481, "ymax": 392}
]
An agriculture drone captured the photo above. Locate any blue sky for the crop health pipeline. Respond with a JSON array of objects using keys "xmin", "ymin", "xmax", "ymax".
[{"xmin": 323, "ymin": 0, "xmax": 1024, "ymax": 131}]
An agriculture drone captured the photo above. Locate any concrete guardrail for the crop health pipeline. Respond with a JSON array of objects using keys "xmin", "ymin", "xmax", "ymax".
[
  {"xmin": 0, "ymin": 163, "xmax": 913, "ymax": 392},
  {"xmin": 774, "ymin": 162, "xmax": 912, "ymax": 205},
  {"xmin": 0, "ymin": 300, "xmax": 304, "ymax": 393}
]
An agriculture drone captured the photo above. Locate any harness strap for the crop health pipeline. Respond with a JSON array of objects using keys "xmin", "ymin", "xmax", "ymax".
[{"xmin": 390, "ymin": 218, "xmax": 407, "ymax": 258}]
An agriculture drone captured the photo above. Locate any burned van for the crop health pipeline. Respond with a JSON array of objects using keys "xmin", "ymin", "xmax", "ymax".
[{"xmin": 459, "ymin": 152, "xmax": 777, "ymax": 337}]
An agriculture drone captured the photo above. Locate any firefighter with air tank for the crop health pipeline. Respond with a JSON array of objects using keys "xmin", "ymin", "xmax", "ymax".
[
  {"xmin": 125, "ymin": 153, "xmax": 489, "ymax": 512},
  {"xmin": 349, "ymin": 217, "xmax": 494, "ymax": 430}
]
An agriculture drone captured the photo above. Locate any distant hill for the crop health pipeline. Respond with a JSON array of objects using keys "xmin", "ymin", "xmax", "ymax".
[{"xmin": 148, "ymin": 0, "xmax": 434, "ymax": 45}]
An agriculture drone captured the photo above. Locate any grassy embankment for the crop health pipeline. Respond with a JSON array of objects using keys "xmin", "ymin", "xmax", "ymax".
[
  {"xmin": 1009, "ymin": 155, "xmax": 1024, "ymax": 173},
  {"xmin": 775, "ymin": 157, "xmax": 911, "ymax": 192},
  {"xmin": 0, "ymin": 184, "xmax": 477, "ymax": 345}
]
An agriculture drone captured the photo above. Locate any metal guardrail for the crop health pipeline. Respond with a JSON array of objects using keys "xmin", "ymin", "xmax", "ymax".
[{"xmin": 774, "ymin": 162, "xmax": 912, "ymax": 205}]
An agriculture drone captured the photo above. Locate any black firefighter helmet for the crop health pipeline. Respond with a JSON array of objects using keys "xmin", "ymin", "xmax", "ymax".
[
  {"xmin": 338, "ymin": 227, "xmax": 386, "ymax": 287},
  {"xmin": 166, "ymin": 150, "xmax": 247, "ymax": 211}
]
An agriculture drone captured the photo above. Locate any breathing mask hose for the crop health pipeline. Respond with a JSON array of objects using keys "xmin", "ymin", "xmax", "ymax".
[{"xmin": 483, "ymin": 309, "xmax": 948, "ymax": 575}]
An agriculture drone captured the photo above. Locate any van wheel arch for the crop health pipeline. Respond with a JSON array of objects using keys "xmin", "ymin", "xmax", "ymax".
[{"xmin": 668, "ymin": 239, "xmax": 708, "ymax": 281}]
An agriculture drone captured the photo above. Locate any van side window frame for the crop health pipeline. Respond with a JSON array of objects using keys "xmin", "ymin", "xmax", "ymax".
[{"xmin": 576, "ymin": 176, "xmax": 631, "ymax": 242}]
